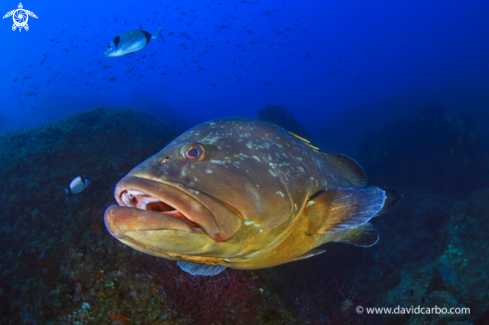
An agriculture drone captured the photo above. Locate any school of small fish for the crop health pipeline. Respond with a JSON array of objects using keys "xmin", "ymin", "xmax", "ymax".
[{"xmin": 10, "ymin": 2, "xmax": 361, "ymax": 114}]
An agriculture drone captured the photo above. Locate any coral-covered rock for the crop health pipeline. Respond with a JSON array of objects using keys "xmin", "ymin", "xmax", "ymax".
[
  {"xmin": 357, "ymin": 103, "xmax": 489, "ymax": 198},
  {"xmin": 0, "ymin": 108, "xmax": 183, "ymax": 323},
  {"xmin": 407, "ymin": 291, "xmax": 466, "ymax": 325},
  {"xmin": 436, "ymin": 189, "xmax": 489, "ymax": 312}
]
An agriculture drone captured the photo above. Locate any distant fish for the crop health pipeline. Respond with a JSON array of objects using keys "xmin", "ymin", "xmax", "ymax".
[
  {"xmin": 179, "ymin": 31, "xmax": 192, "ymax": 40},
  {"xmin": 69, "ymin": 176, "xmax": 91, "ymax": 194},
  {"xmin": 104, "ymin": 26, "xmax": 165, "ymax": 58}
]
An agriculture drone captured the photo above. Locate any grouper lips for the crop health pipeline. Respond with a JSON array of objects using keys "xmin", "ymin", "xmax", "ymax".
[{"xmin": 104, "ymin": 176, "xmax": 241, "ymax": 243}]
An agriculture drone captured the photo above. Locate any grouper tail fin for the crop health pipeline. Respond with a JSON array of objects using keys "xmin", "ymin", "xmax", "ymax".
[
  {"xmin": 305, "ymin": 186, "xmax": 402, "ymax": 237},
  {"xmin": 370, "ymin": 185, "xmax": 403, "ymax": 217},
  {"xmin": 151, "ymin": 26, "xmax": 166, "ymax": 43}
]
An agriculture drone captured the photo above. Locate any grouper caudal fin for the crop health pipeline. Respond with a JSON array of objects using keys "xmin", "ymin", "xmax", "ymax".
[
  {"xmin": 305, "ymin": 186, "xmax": 401, "ymax": 235},
  {"xmin": 370, "ymin": 186, "xmax": 403, "ymax": 217}
]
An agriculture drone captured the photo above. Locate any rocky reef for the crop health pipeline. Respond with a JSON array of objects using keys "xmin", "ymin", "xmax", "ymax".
[
  {"xmin": 0, "ymin": 108, "xmax": 187, "ymax": 324},
  {"xmin": 257, "ymin": 104, "xmax": 313, "ymax": 141},
  {"xmin": 0, "ymin": 105, "xmax": 487, "ymax": 324},
  {"xmin": 357, "ymin": 103, "xmax": 489, "ymax": 198}
]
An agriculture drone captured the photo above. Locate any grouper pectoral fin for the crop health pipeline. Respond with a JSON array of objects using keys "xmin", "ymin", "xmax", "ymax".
[
  {"xmin": 321, "ymin": 153, "xmax": 368, "ymax": 188},
  {"xmin": 177, "ymin": 261, "xmax": 226, "ymax": 276},
  {"xmin": 330, "ymin": 222, "xmax": 379, "ymax": 247},
  {"xmin": 305, "ymin": 187, "xmax": 386, "ymax": 234}
]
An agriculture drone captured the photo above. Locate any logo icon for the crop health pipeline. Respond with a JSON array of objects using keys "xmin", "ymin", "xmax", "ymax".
[{"xmin": 3, "ymin": 3, "xmax": 37, "ymax": 32}]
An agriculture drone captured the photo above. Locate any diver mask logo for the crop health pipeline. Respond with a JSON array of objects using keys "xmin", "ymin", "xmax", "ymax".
[{"xmin": 3, "ymin": 3, "xmax": 38, "ymax": 32}]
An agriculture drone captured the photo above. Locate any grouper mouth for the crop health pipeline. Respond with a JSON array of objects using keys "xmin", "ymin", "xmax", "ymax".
[{"xmin": 104, "ymin": 176, "xmax": 241, "ymax": 243}]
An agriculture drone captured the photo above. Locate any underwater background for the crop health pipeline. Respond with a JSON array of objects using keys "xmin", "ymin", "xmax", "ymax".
[{"xmin": 1, "ymin": 0, "xmax": 489, "ymax": 324}]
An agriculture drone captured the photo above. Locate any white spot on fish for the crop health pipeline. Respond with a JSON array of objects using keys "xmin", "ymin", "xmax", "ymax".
[
  {"xmin": 244, "ymin": 221, "xmax": 254, "ymax": 226},
  {"xmin": 259, "ymin": 229, "xmax": 263, "ymax": 233},
  {"xmin": 206, "ymin": 136, "xmax": 221, "ymax": 144},
  {"xmin": 294, "ymin": 203, "xmax": 297, "ymax": 211},
  {"xmin": 252, "ymin": 156, "xmax": 260, "ymax": 162},
  {"xmin": 194, "ymin": 177, "xmax": 198, "ymax": 182},
  {"xmin": 180, "ymin": 168, "xmax": 187, "ymax": 178},
  {"xmin": 205, "ymin": 169, "xmax": 213, "ymax": 174},
  {"xmin": 276, "ymin": 191, "xmax": 284, "ymax": 197},
  {"xmin": 269, "ymin": 169, "xmax": 277, "ymax": 177},
  {"xmin": 210, "ymin": 160, "xmax": 227, "ymax": 165},
  {"xmin": 306, "ymin": 200, "xmax": 315, "ymax": 207}
]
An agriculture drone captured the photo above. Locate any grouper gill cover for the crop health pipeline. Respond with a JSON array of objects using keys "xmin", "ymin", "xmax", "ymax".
[{"xmin": 104, "ymin": 117, "xmax": 402, "ymax": 275}]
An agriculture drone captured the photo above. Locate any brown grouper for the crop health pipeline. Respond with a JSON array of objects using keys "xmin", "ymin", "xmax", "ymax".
[{"xmin": 104, "ymin": 117, "xmax": 402, "ymax": 276}]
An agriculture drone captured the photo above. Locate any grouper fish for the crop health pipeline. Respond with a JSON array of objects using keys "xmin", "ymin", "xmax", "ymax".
[{"xmin": 104, "ymin": 117, "xmax": 402, "ymax": 276}]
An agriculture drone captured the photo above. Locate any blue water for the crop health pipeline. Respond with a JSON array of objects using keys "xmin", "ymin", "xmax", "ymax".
[{"xmin": 2, "ymin": 0, "xmax": 488, "ymax": 135}]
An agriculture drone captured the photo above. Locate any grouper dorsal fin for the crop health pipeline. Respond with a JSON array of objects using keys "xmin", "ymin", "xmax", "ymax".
[
  {"xmin": 177, "ymin": 261, "xmax": 226, "ymax": 276},
  {"xmin": 321, "ymin": 153, "xmax": 368, "ymax": 189},
  {"xmin": 289, "ymin": 132, "xmax": 319, "ymax": 152},
  {"xmin": 305, "ymin": 187, "xmax": 385, "ymax": 234}
]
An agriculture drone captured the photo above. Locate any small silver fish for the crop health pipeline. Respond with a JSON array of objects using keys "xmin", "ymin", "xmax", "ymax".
[
  {"xmin": 104, "ymin": 26, "xmax": 165, "ymax": 58},
  {"xmin": 70, "ymin": 176, "xmax": 91, "ymax": 194}
]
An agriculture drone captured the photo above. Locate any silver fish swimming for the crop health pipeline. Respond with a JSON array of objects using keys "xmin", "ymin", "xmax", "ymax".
[
  {"xmin": 104, "ymin": 117, "xmax": 402, "ymax": 276},
  {"xmin": 104, "ymin": 26, "xmax": 165, "ymax": 57}
]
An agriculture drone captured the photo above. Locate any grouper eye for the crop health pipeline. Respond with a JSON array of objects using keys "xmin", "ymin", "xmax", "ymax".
[
  {"xmin": 107, "ymin": 45, "xmax": 112, "ymax": 51},
  {"xmin": 181, "ymin": 143, "xmax": 205, "ymax": 162}
]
